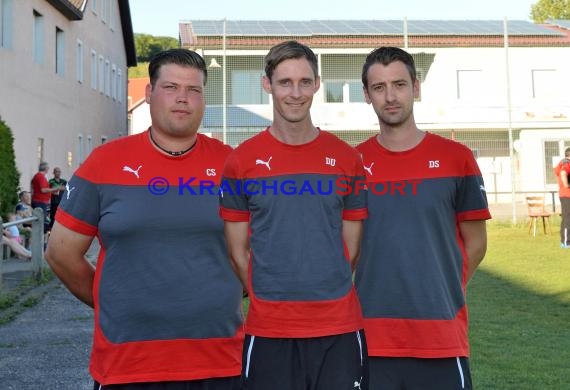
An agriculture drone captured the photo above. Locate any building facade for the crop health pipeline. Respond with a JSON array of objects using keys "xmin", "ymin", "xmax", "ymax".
[
  {"xmin": 0, "ymin": 0, "xmax": 136, "ymax": 189},
  {"xmin": 172, "ymin": 19, "xmax": 570, "ymax": 204}
]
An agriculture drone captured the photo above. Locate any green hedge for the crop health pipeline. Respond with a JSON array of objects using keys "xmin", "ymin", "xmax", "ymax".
[{"xmin": 0, "ymin": 118, "xmax": 20, "ymax": 217}]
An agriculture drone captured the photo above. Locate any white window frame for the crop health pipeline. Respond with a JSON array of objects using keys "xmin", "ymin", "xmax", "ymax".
[
  {"xmin": 109, "ymin": 0, "xmax": 115, "ymax": 31},
  {"xmin": 98, "ymin": 55, "xmax": 104, "ymax": 93},
  {"xmin": 117, "ymin": 69, "xmax": 123, "ymax": 103},
  {"xmin": 76, "ymin": 39, "xmax": 84, "ymax": 83},
  {"xmin": 33, "ymin": 10, "xmax": 44, "ymax": 64},
  {"xmin": 456, "ymin": 69, "xmax": 483, "ymax": 101},
  {"xmin": 55, "ymin": 27, "xmax": 65, "ymax": 76},
  {"xmin": 101, "ymin": 0, "xmax": 107, "ymax": 24},
  {"xmin": 111, "ymin": 64, "xmax": 117, "ymax": 100},
  {"xmin": 87, "ymin": 135, "xmax": 93, "ymax": 156},
  {"xmin": 531, "ymin": 69, "xmax": 558, "ymax": 99},
  {"xmin": 104, "ymin": 59, "xmax": 111, "ymax": 96},
  {"xmin": 90, "ymin": 49, "xmax": 97, "ymax": 89},
  {"xmin": 78, "ymin": 134, "xmax": 84, "ymax": 165},
  {"xmin": 1, "ymin": 0, "xmax": 14, "ymax": 49}
]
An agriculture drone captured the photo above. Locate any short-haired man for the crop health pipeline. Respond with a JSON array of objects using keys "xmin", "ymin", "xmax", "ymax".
[
  {"xmin": 46, "ymin": 49, "xmax": 244, "ymax": 389},
  {"xmin": 31, "ymin": 162, "xmax": 62, "ymax": 231},
  {"xmin": 48, "ymin": 167, "xmax": 67, "ymax": 230},
  {"xmin": 356, "ymin": 46, "xmax": 491, "ymax": 389},
  {"xmin": 220, "ymin": 40, "xmax": 369, "ymax": 390}
]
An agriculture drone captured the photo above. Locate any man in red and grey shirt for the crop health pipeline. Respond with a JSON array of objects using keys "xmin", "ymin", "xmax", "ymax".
[{"xmin": 554, "ymin": 147, "xmax": 570, "ymax": 248}]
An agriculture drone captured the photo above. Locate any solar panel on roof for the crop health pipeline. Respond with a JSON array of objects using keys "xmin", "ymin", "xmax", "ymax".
[{"xmin": 188, "ymin": 19, "xmax": 564, "ymax": 37}]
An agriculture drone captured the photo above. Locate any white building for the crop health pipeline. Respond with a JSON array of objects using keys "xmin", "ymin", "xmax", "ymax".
[
  {"xmin": 0, "ymin": 0, "xmax": 136, "ymax": 189},
  {"xmin": 171, "ymin": 19, "xmax": 570, "ymax": 203}
]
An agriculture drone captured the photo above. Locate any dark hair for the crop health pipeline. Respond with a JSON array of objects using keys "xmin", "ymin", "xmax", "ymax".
[
  {"xmin": 565, "ymin": 147, "xmax": 570, "ymax": 158},
  {"xmin": 148, "ymin": 49, "xmax": 207, "ymax": 88},
  {"xmin": 361, "ymin": 47, "xmax": 417, "ymax": 88},
  {"xmin": 264, "ymin": 40, "xmax": 318, "ymax": 82}
]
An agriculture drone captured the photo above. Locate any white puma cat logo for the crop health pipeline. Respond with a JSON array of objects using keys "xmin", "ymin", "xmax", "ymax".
[
  {"xmin": 364, "ymin": 162, "xmax": 374, "ymax": 176},
  {"xmin": 65, "ymin": 183, "xmax": 76, "ymax": 200},
  {"xmin": 122, "ymin": 165, "xmax": 142, "ymax": 179},
  {"xmin": 255, "ymin": 157, "xmax": 272, "ymax": 171}
]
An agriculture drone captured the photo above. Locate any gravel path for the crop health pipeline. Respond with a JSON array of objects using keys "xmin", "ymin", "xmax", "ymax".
[{"xmin": 0, "ymin": 281, "xmax": 94, "ymax": 390}]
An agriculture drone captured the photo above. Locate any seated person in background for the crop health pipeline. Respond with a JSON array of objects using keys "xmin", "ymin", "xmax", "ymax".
[
  {"xmin": 5, "ymin": 213, "xmax": 24, "ymax": 244},
  {"xmin": 16, "ymin": 191, "xmax": 33, "ymax": 232},
  {"xmin": 1, "ymin": 216, "xmax": 32, "ymax": 260},
  {"xmin": 16, "ymin": 191, "xmax": 33, "ymax": 218},
  {"xmin": 15, "ymin": 203, "xmax": 33, "ymax": 240}
]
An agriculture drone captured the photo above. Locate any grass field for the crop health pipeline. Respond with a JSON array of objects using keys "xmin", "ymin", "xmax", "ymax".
[{"xmin": 469, "ymin": 219, "xmax": 570, "ymax": 389}]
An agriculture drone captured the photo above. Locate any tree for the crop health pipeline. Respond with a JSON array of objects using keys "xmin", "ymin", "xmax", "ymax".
[
  {"xmin": 134, "ymin": 33, "xmax": 179, "ymax": 63},
  {"xmin": 0, "ymin": 118, "xmax": 20, "ymax": 218},
  {"xmin": 530, "ymin": 0, "xmax": 570, "ymax": 23}
]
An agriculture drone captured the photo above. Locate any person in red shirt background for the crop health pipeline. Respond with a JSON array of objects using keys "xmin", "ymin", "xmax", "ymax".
[
  {"xmin": 554, "ymin": 147, "xmax": 570, "ymax": 248},
  {"xmin": 30, "ymin": 161, "xmax": 64, "ymax": 232}
]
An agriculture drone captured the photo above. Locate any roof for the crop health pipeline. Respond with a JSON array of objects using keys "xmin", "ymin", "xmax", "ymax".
[
  {"xmin": 548, "ymin": 19, "xmax": 570, "ymax": 30},
  {"xmin": 45, "ymin": 0, "xmax": 87, "ymax": 20},
  {"xmin": 45, "ymin": 0, "xmax": 136, "ymax": 66},
  {"xmin": 182, "ymin": 19, "xmax": 560, "ymax": 37},
  {"xmin": 128, "ymin": 78, "xmax": 149, "ymax": 111},
  {"xmin": 179, "ymin": 19, "xmax": 570, "ymax": 49},
  {"xmin": 118, "ymin": 0, "xmax": 137, "ymax": 67},
  {"xmin": 203, "ymin": 106, "xmax": 271, "ymax": 128}
]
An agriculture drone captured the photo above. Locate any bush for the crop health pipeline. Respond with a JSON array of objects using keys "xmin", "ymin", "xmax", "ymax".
[{"xmin": 0, "ymin": 117, "xmax": 20, "ymax": 217}]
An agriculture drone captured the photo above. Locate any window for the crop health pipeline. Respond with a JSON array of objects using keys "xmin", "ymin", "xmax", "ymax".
[
  {"xmin": 90, "ymin": 50, "xmax": 97, "ymax": 89},
  {"xmin": 325, "ymin": 81, "xmax": 343, "ymax": 103},
  {"xmin": 544, "ymin": 141, "xmax": 559, "ymax": 185},
  {"xmin": 117, "ymin": 69, "xmax": 123, "ymax": 102},
  {"xmin": 55, "ymin": 27, "xmax": 65, "ymax": 76},
  {"xmin": 33, "ymin": 10, "xmax": 44, "ymax": 64},
  {"xmin": 37, "ymin": 138, "xmax": 44, "ymax": 164},
  {"xmin": 456, "ymin": 70, "xmax": 483, "ymax": 100},
  {"xmin": 532, "ymin": 69, "xmax": 558, "ymax": 99},
  {"xmin": 109, "ymin": 0, "xmax": 115, "ymax": 30},
  {"xmin": 1, "ymin": 0, "xmax": 13, "ymax": 49},
  {"xmin": 98, "ymin": 55, "xmax": 104, "ymax": 92},
  {"xmin": 324, "ymin": 80, "xmax": 364, "ymax": 103},
  {"xmin": 91, "ymin": 0, "xmax": 97, "ymax": 14},
  {"xmin": 111, "ymin": 64, "xmax": 117, "ymax": 100},
  {"xmin": 231, "ymin": 70, "xmax": 268, "ymax": 104},
  {"xmin": 76, "ymin": 40, "xmax": 84, "ymax": 83},
  {"xmin": 101, "ymin": 0, "xmax": 107, "ymax": 23},
  {"xmin": 104, "ymin": 59, "xmax": 110, "ymax": 96},
  {"xmin": 78, "ymin": 134, "xmax": 84, "ymax": 165}
]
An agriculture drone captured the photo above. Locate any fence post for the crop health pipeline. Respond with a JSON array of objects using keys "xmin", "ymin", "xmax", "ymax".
[{"xmin": 31, "ymin": 208, "xmax": 45, "ymax": 279}]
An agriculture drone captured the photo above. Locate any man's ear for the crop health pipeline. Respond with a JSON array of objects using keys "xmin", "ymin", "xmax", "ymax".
[
  {"xmin": 262, "ymin": 76, "xmax": 272, "ymax": 94},
  {"xmin": 145, "ymin": 83, "xmax": 152, "ymax": 104},
  {"xmin": 363, "ymin": 86, "xmax": 371, "ymax": 104}
]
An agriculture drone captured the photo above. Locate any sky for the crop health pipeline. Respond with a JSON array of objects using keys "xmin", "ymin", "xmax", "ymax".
[{"xmin": 130, "ymin": 0, "xmax": 537, "ymax": 38}]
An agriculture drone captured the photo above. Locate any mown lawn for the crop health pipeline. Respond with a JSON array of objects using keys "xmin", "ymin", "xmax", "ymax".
[{"xmin": 469, "ymin": 219, "xmax": 570, "ymax": 389}]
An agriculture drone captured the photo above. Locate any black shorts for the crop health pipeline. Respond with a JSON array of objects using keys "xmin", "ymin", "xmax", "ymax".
[
  {"xmin": 93, "ymin": 376, "xmax": 241, "ymax": 390},
  {"xmin": 242, "ymin": 330, "xmax": 368, "ymax": 390},
  {"xmin": 368, "ymin": 356, "xmax": 472, "ymax": 390}
]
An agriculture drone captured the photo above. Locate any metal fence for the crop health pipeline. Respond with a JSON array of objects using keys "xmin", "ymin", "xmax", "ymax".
[{"xmin": 1, "ymin": 209, "xmax": 46, "ymax": 290}]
